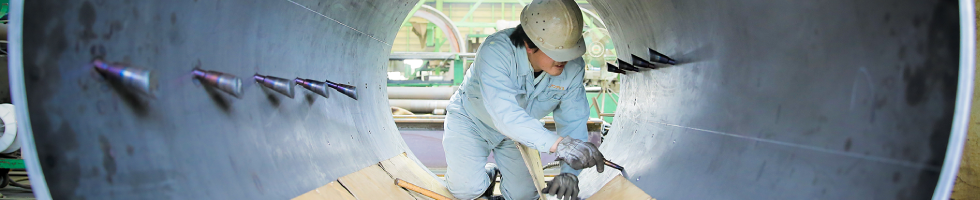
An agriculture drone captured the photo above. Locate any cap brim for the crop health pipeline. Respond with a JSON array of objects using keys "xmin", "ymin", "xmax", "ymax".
[{"xmin": 539, "ymin": 37, "xmax": 586, "ymax": 62}]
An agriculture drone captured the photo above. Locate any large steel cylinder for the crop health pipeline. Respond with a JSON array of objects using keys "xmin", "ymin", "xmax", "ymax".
[{"xmin": 9, "ymin": 0, "xmax": 974, "ymax": 199}]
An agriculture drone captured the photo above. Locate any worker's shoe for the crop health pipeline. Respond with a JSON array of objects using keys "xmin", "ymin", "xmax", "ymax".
[{"xmin": 482, "ymin": 163, "xmax": 500, "ymax": 199}]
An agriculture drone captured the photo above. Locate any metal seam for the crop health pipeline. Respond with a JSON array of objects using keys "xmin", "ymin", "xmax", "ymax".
[
  {"xmin": 283, "ymin": 0, "xmax": 391, "ymax": 46},
  {"xmin": 648, "ymin": 120, "xmax": 941, "ymax": 171}
]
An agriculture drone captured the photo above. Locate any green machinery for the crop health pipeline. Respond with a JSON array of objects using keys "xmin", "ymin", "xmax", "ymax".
[
  {"xmin": 388, "ymin": 1, "xmax": 619, "ymax": 123},
  {"xmin": 0, "ymin": 1, "xmax": 21, "ymax": 171},
  {"xmin": 0, "ymin": 159, "xmax": 22, "ymax": 170},
  {"xmin": 388, "ymin": 52, "xmax": 473, "ymax": 87}
]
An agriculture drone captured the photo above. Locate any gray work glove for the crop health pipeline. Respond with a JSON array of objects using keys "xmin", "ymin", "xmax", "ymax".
[
  {"xmin": 542, "ymin": 173, "xmax": 579, "ymax": 200},
  {"xmin": 555, "ymin": 137, "xmax": 605, "ymax": 173}
]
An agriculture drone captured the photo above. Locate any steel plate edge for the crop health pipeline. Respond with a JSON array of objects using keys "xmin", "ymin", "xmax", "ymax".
[
  {"xmin": 932, "ymin": 0, "xmax": 977, "ymax": 199},
  {"xmin": 8, "ymin": 0, "xmax": 52, "ymax": 199}
]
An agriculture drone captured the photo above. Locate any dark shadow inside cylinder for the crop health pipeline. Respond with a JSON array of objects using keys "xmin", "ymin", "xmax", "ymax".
[
  {"xmin": 203, "ymin": 85, "xmax": 232, "ymax": 113},
  {"xmin": 260, "ymin": 86, "xmax": 281, "ymax": 107},
  {"xmin": 103, "ymin": 77, "xmax": 149, "ymax": 117},
  {"xmin": 305, "ymin": 92, "xmax": 319, "ymax": 106}
]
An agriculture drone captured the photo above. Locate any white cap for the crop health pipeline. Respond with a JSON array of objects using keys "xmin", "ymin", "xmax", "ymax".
[{"xmin": 520, "ymin": 0, "xmax": 586, "ymax": 62}]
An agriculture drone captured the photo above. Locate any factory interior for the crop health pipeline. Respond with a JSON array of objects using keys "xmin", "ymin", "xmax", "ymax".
[{"xmin": 0, "ymin": 0, "xmax": 977, "ymax": 199}]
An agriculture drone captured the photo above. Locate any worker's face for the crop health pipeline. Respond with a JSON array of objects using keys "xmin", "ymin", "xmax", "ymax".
[{"xmin": 525, "ymin": 42, "xmax": 567, "ymax": 76}]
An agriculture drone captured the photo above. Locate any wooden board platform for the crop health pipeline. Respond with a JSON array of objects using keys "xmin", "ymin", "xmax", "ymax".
[
  {"xmin": 292, "ymin": 153, "xmax": 455, "ymax": 200},
  {"xmin": 381, "ymin": 153, "xmax": 454, "ymax": 200},
  {"xmin": 587, "ymin": 175, "xmax": 655, "ymax": 200},
  {"xmin": 515, "ymin": 142, "xmax": 547, "ymax": 200},
  {"xmin": 292, "ymin": 181, "xmax": 356, "ymax": 200}
]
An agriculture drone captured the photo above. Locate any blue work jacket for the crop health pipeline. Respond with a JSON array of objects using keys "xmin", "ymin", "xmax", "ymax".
[{"xmin": 452, "ymin": 28, "xmax": 590, "ymax": 153}]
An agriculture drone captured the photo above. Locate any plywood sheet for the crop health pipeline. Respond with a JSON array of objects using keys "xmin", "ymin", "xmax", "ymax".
[
  {"xmin": 516, "ymin": 142, "xmax": 547, "ymax": 200},
  {"xmin": 588, "ymin": 175, "xmax": 654, "ymax": 200},
  {"xmin": 337, "ymin": 164, "xmax": 416, "ymax": 200},
  {"xmin": 292, "ymin": 181, "xmax": 356, "ymax": 200},
  {"xmin": 381, "ymin": 153, "xmax": 455, "ymax": 199}
]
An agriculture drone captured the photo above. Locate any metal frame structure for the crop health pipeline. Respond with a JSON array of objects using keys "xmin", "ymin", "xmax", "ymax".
[{"xmin": 412, "ymin": 5, "xmax": 466, "ymax": 53}]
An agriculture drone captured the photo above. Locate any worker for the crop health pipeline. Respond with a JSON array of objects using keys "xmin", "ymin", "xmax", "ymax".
[{"xmin": 442, "ymin": 0, "xmax": 605, "ymax": 199}]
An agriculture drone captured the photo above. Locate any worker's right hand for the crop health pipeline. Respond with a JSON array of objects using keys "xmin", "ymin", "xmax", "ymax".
[{"xmin": 554, "ymin": 137, "xmax": 605, "ymax": 173}]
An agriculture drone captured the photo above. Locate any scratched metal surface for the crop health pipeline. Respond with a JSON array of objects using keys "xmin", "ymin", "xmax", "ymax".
[
  {"xmin": 22, "ymin": 0, "xmax": 418, "ymax": 199},
  {"xmin": 577, "ymin": 0, "xmax": 962, "ymax": 199}
]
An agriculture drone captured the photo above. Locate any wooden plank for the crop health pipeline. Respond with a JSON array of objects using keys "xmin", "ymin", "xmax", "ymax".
[
  {"xmin": 338, "ymin": 164, "xmax": 417, "ymax": 200},
  {"xmin": 587, "ymin": 175, "xmax": 655, "ymax": 200},
  {"xmin": 515, "ymin": 142, "xmax": 547, "ymax": 200},
  {"xmin": 381, "ymin": 153, "xmax": 455, "ymax": 200},
  {"xmin": 396, "ymin": 178, "xmax": 454, "ymax": 200},
  {"xmin": 291, "ymin": 181, "xmax": 356, "ymax": 200}
]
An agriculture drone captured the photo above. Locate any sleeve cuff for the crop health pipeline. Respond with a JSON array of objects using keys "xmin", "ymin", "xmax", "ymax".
[
  {"xmin": 534, "ymin": 134, "xmax": 561, "ymax": 153},
  {"xmin": 560, "ymin": 162, "xmax": 583, "ymax": 176}
]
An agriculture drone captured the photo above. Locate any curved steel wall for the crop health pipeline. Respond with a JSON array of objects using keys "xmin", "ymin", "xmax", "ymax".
[
  {"xmin": 580, "ymin": 0, "xmax": 969, "ymax": 199},
  {"xmin": 11, "ymin": 0, "xmax": 973, "ymax": 199},
  {"xmin": 18, "ymin": 0, "xmax": 417, "ymax": 199}
]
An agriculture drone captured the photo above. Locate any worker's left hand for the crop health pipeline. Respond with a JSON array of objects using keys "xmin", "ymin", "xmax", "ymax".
[{"xmin": 542, "ymin": 173, "xmax": 579, "ymax": 200}]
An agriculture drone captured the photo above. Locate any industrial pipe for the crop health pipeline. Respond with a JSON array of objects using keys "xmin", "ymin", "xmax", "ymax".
[
  {"xmin": 389, "ymin": 99, "xmax": 450, "ymax": 113},
  {"xmin": 387, "ymin": 86, "xmax": 457, "ymax": 100}
]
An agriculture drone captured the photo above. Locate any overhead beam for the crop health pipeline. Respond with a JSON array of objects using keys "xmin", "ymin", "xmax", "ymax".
[{"xmin": 460, "ymin": 0, "xmax": 484, "ymax": 22}]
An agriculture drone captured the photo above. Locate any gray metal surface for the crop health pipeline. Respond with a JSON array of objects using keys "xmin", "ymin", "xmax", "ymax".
[
  {"xmin": 578, "ymin": 0, "xmax": 967, "ymax": 199},
  {"xmin": 11, "ymin": 0, "xmax": 973, "ymax": 199},
  {"xmin": 19, "ymin": 0, "xmax": 417, "ymax": 199}
]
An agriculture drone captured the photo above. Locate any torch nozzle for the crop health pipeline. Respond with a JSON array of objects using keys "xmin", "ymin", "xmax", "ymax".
[
  {"xmin": 254, "ymin": 74, "xmax": 295, "ymax": 98},
  {"xmin": 192, "ymin": 68, "xmax": 243, "ymax": 98},
  {"xmin": 92, "ymin": 59, "xmax": 157, "ymax": 97}
]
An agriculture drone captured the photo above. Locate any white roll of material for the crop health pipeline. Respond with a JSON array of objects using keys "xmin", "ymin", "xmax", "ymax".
[{"xmin": 0, "ymin": 104, "xmax": 19, "ymax": 153}]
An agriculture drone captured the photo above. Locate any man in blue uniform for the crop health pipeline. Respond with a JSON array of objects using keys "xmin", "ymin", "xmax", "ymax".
[{"xmin": 442, "ymin": 0, "xmax": 605, "ymax": 199}]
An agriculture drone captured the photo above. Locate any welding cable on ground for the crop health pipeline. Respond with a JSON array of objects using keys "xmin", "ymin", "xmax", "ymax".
[
  {"xmin": 5, "ymin": 174, "xmax": 28, "ymax": 190},
  {"xmin": 0, "ymin": 174, "xmax": 7, "ymax": 188},
  {"xmin": 543, "ymin": 161, "xmax": 562, "ymax": 170}
]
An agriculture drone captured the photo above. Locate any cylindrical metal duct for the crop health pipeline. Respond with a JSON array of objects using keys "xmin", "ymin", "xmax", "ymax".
[
  {"xmin": 387, "ymin": 86, "xmax": 457, "ymax": 100},
  {"xmin": 389, "ymin": 99, "xmax": 450, "ymax": 113}
]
